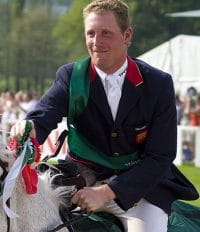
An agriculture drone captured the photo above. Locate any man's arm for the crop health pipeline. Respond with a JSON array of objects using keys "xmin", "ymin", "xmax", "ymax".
[{"xmin": 11, "ymin": 64, "xmax": 73, "ymax": 144}]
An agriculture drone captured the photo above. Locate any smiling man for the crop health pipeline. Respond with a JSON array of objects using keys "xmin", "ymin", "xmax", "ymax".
[
  {"xmin": 10, "ymin": 1, "xmax": 199, "ymax": 232},
  {"xmin": 84, "ymin": 10, "xmax": 132, "ymax": 74}
]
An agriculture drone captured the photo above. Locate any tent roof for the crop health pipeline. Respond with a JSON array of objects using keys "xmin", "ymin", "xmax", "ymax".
[
  {"xmin": 138, "ymin": 34, "xmax": 200, "ymax": 93},
  {"xmin": 166, "ymin": 9, "xmax": 200, "ymax": 18}
]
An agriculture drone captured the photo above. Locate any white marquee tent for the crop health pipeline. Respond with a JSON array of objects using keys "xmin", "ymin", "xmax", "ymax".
[{"xmin": 138, "ymin": 34, "xmax": 200, "ymax": 95}]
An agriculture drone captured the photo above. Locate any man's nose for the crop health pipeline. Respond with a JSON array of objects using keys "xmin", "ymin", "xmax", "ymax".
[{"xmin": 93, "ymin": 34, "xmax": 103, "ymax": 46}]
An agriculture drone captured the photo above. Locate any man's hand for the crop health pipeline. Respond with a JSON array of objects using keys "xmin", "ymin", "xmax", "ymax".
[
  {"xmin": 72, "ymin": 184, "xmax": 116, "ymax": 212},
  {"xmin": 10, "ymin": 120, "xmax": 36, "ymax": 140}
]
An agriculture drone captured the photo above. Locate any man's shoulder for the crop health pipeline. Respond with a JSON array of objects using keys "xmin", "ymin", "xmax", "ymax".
[
  {"xmin": 133, "ymin": 57, "xmax": 171, "ymax": 77},
  {"xmin": 130, "ymin": 57, "xmax": 174, "ymax": 97},
  {"xmin": 56, "ymin": 62, "xmax": 74, "ymax": 78}
]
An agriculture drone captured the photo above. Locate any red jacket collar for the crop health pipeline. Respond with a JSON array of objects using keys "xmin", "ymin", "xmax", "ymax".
[{"xmin": 90, "ymin": 56, "xmax": 143, "ymax": 86}]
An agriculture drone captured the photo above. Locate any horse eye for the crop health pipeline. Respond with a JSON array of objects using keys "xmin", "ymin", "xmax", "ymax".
[{"xmin": 37, "ymin": 163, "xmax": 49, "ymax": 173}]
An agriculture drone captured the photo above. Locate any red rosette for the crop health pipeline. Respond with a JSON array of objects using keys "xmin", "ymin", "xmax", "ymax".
[
  {"xmin": 8, "ymin": 137, "xmax": 18, "ymax": 151},
  {"xmin": 30, "ymin": 137, "xmax": 41, "ymax": 163},
  {"xmin": 22, "ymin": 164, "xmax": 38, "ymax": 194}
]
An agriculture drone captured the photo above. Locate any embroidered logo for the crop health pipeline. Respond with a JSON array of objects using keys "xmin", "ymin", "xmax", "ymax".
[{"xmin": 124, "ymin": 159, "xmax": 140, "ymax": 167}]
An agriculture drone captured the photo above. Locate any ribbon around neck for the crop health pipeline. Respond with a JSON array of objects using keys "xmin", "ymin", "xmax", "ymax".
[{"xmin": 2, "ymin": 120, "xmax": 41, "ymax": 218}]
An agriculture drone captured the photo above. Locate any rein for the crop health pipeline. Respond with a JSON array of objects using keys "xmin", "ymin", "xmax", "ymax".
[
  {"xmin": 48, "ymin": 210, "xmax": 92, "ymax": 232},
  {"xmin": 41, "ymin": 129, "xmax": 88, "ymax": 232}
]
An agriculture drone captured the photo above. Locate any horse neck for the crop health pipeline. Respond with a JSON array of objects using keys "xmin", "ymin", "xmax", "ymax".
[{"xmin": 9, "ymin": 177, "xmax": 69, "ymax": 232}]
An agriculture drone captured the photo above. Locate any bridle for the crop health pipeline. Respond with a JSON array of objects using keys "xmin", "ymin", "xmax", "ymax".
[
  {"xmin": 42, "ymin": 129, "xmax": 92, "ymax": 232},
  {"xmin": 37, "ymin": 160, "xmax": 88, "ymax": 232},
  {"xmin": 48, "ymin": 209, "xmax": 92, "ymax": 232},
  {"xmin": 45, "ymin": 167, "xmax": 90, "ymax": 232},
  {"xmin": 0, "ymin": 159, "xmax": 8, "ymax": 184},
  {"xmin": 0, "ymin": 159, "xmax": 10, "ymax": 232}
]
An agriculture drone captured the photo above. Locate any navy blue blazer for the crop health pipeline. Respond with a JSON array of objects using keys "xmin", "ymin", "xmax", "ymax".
[{"xmin": 26, "ymin": 57, "xmax": 199, "ymax": 214}]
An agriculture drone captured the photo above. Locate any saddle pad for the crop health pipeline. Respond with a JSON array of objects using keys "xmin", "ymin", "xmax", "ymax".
[
  {"xmin": 61, "ymin": 201, "xmax": 200, "ymax": 232},
  {"xmin": 168, "ymin": 200, "xmax": 200, "ymax": 232},
  {"xmin": 62, "ymin": 211, "xmax": 125, "ymax": 232}
]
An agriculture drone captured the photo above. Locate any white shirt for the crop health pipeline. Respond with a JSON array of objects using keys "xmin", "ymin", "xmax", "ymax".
[{"xmin": 95, "ymin": 59, "xmax": 128, "ymax": 120}]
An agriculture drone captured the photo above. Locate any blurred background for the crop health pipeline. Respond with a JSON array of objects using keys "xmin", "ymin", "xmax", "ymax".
[{"xmin": 0, "ymin": 0, "xmax": 200, "ymax": 205}]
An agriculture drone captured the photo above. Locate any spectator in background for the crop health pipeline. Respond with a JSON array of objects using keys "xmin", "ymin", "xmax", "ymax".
[
  {"xmin": 0, "ymin": 90, "xmax": 39, "ymax": 143},
  {"xmin": 19, "ymin": 92, "xmax": 39, "ymax": 117},
  {"xmin": 175, "ymin": 94, "xmax": 184, "ymax": 125},
  {"xmin": 1, "ymin": 90, "xmax": 19, "ymax": 142}
]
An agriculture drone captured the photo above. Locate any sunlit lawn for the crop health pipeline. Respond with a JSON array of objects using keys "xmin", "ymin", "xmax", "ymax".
[{"xmin": 177, "ymin": 163, "xmax": 200, "ymax": 207}]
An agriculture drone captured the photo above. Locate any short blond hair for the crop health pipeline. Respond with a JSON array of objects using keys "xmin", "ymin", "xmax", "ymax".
[{"xmin": 83, "ymin": 0, "xmax": 130, "ymax": 33}]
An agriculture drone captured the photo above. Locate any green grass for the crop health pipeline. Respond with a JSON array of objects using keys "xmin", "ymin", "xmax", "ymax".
[{"xmin": 177, "ymin": 163, "xmax": 200, "ymax": 207}]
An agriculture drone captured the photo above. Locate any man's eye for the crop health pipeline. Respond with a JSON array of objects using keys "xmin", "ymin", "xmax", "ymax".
[
  {"xmin": 87, "ymin": 31, "xmax": 95, "ymax": 37},
  {"xmin": 102, "ymin": 31, "xmax": 111, "ymax": 37}
]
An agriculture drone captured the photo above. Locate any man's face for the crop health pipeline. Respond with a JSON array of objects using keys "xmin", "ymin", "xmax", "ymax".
[{"xmin": 84, "ymin": 11, "xmax": 132, "ymax": 74}]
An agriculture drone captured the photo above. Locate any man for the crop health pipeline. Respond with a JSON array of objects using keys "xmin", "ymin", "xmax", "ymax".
[{"xmin": 11, "ymin": 0, "xmax": 199, "ymax": 232}]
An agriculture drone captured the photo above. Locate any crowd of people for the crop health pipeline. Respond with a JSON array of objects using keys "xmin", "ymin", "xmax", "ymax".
[
  {"xmin": 0, "ymin": 89, "xmax": 38, "ymax": 141},
  {"xmin": 176, "ymin": 87, "xmax": 200, "ymax": 163},
  {"xmin": 176, "ymin": 86, "xmax": 200, "ymax": 126},
  {"xmin": 1, "ymin": 86, "xmax": 199, "ymax": 134}
]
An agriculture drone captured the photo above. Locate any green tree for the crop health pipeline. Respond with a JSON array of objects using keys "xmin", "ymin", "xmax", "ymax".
[
  {"xmin": 53, "ymin": 0, "xmax": 90, "ymax": 62},
  {"xmin": 0, "ymin": 1, "xmax": 12, "ymax": 90},
  {"xmin": 10, "ymin": 5, "xmax": 64, "ymax": 94},
  {"xmin": 11, "ymin": 0, "xmax": 26, "ymax": 17},
  {"xmin": 126, "ymin": 0, "xmax": 200, "ymax": 56}
]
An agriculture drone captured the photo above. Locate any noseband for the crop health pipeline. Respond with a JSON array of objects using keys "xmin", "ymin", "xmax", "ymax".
[{"xmin": 0, "ymin": 159, "xmax": 8, "ymax": 193}]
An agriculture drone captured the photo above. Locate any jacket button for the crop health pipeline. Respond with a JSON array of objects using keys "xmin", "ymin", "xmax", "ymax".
[
  {"xmin": 113, "ymin": 152, "xmax": 120, "ymax": 157},
  {"xmin": 111, "ymin": 132, "xmax": 118, "ymax": 138}
]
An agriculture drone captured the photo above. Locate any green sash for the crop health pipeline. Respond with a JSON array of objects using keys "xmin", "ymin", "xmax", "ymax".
[{"xmin": 67, "ymin": 57, "xmax": 141, "ymax": 170}]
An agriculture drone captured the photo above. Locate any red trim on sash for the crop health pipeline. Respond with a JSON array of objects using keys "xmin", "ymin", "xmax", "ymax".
[
  {"xmin": 67, "ymin": 152, "xmax": 96, "ymax": 166},
  {"xmin": 89, "ymin": 56, "xmax": 143, "ymax": 86},
  {"xmin": 90, "ymin": 63, "xmax": 97, "ymax": 82}
]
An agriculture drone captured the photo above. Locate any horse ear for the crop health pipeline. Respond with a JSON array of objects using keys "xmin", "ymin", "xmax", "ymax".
[{"xmin": 56, "ymin": 160, "xmax": 97, "ymax": 186}]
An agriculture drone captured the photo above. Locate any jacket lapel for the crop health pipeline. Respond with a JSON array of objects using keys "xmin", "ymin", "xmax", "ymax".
[
  {"xmin": 115, "ymin": 79, "xmax": 142, "ymax": 126},
  {"xmin": 115, "ymin": 57, "xmax": 144, "ymax": 126},
  {"xmin": 90, "ymin": 76, "xmax": 114, "ymax": 125}
]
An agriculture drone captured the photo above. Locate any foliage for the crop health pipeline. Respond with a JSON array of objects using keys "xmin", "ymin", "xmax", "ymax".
[
  {"xmin": 53, "ymin": 0, "xmax": 91, "ymax": 62},
  {"xmin": 0, "ymin": 1, "xmax": 67, "ymax": 94},
  {"xmin": 126, "ymin": 0, "xmax": 200, "ymax": 56},
  {"xmin": 9, "ymin": 5, "xmax": 63, "ymax": 94}
]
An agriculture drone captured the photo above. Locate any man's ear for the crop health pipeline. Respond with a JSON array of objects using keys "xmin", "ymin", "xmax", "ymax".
[{"xmin": 124, "ymin": 27, "xmax": 133, "ymax": 46}]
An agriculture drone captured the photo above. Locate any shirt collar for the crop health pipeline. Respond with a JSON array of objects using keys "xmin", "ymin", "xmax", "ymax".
[{"xmin": 94, "ymin": 58, "xmax": 128, "ymax": 82}]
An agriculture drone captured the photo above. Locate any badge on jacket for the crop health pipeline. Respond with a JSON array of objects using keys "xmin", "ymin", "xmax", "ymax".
[{"xmin": 135, "ymin": 125, "xmax": 148, "ymax": 144}]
